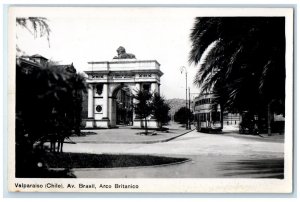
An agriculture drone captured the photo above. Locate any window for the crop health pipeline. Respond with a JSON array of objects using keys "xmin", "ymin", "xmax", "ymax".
[
  {"xmin": 207, "ymin": 113, "xmax": 211, "ymax": 121},
  {"xmin": 96, "ymin": 84, "xmax": 103, "ymax": 95},
  {"xmin": 200, "ymin": 113, "xmax": 206, "ymax": 122},
  {"xmin": 143, "ymin": 84, "xmax": 151, "ymax": 91},
  {"xmin": 212, "ymin": 111, "xmax": 221, "ymax": 122}
]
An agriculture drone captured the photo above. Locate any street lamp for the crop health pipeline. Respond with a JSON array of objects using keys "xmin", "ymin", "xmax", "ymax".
[{"xmin": 180, "ymin": 66, "xmax": 190, "ymax": 130}]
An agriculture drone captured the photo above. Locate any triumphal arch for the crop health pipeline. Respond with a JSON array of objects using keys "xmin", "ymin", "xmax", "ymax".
[{"xmin": 84, "ymin": 47, "xmax": 163, "ymax": 128}]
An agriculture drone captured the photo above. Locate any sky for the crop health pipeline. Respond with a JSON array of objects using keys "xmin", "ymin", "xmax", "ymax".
[{"xmin": 15, "ymin": 7, "xmax": 206, "ymax": 99}]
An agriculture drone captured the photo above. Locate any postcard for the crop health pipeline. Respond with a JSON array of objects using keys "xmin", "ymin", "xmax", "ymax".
[{"xmin": 7, "ymin": 6, "xmax": 293, "ymax": 193}]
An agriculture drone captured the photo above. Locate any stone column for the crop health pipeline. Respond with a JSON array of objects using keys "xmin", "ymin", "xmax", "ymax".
[
  {"xmin": 151, "ymin": 83, "xmax": 159, "ymax": 94},
  {"xmin": 108, "ymin": 97, "xmax": 116, "ymax": 127},
  {"xmin": 102, "ymin": 83, "xmax": 109, "ymax": 119},
  {"xmin": 133, "ymin": 83, "xmax": 142, "ymax": 128},
  {"xmin": 134, "ymin": 83, "xmax": 141, "ymax": 101},
  {"xmin": 87, "ymin": 84, "xmax": 94, "ymax": 118}
]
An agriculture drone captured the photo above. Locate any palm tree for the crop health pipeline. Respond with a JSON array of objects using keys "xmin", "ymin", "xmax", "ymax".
[
  {"xmin": 16, "ymin": 17, "xmax": 51, "ymax": 56},
  {"xmin": 16, "ymin": 17, "xmax": 51, "ymax": 43},
  {"xmin": 189, "ymin": 17, "xmax": 285, "ymax": 135}
]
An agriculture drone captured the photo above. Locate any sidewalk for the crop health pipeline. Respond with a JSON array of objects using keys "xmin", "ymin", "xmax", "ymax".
[
  {"xmin": 68, "ymin": 122, "xmax": 194, "ymax": 144},
  {"xmin": 221, "ymin": 125, "xmax": 284, "ymax": 142}
]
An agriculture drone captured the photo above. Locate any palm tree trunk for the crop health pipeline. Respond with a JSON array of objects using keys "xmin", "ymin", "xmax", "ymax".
[
  {"xmin": 60, "ymin": 138, "xmax": 64, "ymax": 153},
  {"xmin": 57, "ymin": 140, "xmax": 60, "ymax": 153},
  {"xmin": 267, "ymin": 102, "xmax": 272, "ymax": 136},
  {"xmin": 144, "ymin": 117, "xmax": 148, "ymax": 135},
  {"xmin": 220, "ymin": 104, "xmax": 224, "ymax": 130}
]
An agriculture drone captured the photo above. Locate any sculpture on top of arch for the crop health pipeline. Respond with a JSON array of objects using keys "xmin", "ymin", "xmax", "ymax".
[{"xmin": 113, "ymin": 46, "xmax": 136, "ymax": 59}]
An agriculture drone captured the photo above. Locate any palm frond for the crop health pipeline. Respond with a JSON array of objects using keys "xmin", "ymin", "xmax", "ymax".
[
  {"xmin": 16, "ymin": 17, "xmax": 51, "ymax": 47},
  {"xmin": 189, "ymin": 17, "xmax": 222, "ymax": 65}
]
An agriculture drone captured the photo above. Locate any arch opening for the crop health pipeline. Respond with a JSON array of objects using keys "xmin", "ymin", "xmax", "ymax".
[{"xmin": 112, "ymin": 85, "xmax": 134, "ymax": 126}]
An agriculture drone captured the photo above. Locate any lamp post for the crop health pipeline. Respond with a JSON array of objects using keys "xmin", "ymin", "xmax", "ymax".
[
  {"xmin": 188, "ymin": 87, "xmax": 191, "ymax": 129},
  {"xmin": 180, "ymin": 66, "xmax": 189, "ymax": 130}
]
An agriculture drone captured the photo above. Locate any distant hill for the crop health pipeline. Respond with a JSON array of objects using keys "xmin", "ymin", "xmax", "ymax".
[{"xmin": 166, "ymin": 98, "xmax": 187, "ymax": 119}]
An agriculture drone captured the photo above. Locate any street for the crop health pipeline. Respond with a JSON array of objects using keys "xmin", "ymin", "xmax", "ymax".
[{"xmin": 63, "ymin": 128, "xmax": 284, "ymax": 178}]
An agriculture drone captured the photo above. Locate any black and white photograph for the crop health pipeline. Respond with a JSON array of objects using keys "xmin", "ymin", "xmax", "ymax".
[{"xmin": 7, "ymin": 7, "xmax": 293, "ymax": 193}]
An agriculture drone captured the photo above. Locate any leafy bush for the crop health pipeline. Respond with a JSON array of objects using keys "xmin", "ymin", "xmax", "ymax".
[
  {"xmin": 152, "ymin": 93, "xmax": 171, "ymax": 128},
  {"xmin": 174, "ymin": 107, "xmax": 193, "ymax": 124}
]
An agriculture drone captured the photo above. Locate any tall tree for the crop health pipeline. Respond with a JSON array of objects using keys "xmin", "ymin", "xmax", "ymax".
[
  {"xmin": 152, "ymin": 93, "xmax": 171, "ymax": 129},
  {"xmin": 189, "ymin": 17, "xmax": 285, "ymax": 134},
  {"xmin": 134, "ymin": 90, "xmax": 153, "ymax": 134},
  {"xmin": 174, "ymin": 107, "xmax": 193, "ymax": 124}
]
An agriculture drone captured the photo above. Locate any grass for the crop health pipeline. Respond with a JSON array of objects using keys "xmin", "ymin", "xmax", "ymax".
[{"xmin": 43, "ymin": 152, "xmax": 189, "ymax": 168}]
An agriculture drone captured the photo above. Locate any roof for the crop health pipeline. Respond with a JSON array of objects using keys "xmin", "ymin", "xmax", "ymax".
[
  {"xmin": 31, "ymin": 54, "xmax": 48, "ymax": 60},
  {"xmin": 17, "ymin": 57, "xmax": 42, "ymax": 68},
  {"xmin": 88, "ymin": 59, "xmax": 161, "ymax": 66}
]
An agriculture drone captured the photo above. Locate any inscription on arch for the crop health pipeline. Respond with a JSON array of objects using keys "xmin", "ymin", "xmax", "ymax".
[
  {"xmin": 90, "ymin": 74, "xmax": 104, "ymax": 79},
  {"xmin": 112, "ymin": 73, "xmax": 134, "ymax": 79},
  {"xmin": 139, "ymin": 74, "xmax": 152, "ymax": 78}
]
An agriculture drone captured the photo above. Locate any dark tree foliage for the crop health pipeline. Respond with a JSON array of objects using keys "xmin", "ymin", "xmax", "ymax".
[
  {"xmin": 152, "ymin": 93, "xmax": 171, "ymax": 129},
  {"xmin": 16, "ymin": 63, "xmax": 87, "ymax": 150},
  {"xmin": 16, "ymin": 60, "xmax": 87, "ymax": 177},
  {"xmin": 189, "ymin": 17, "xmax": 285, "ymax": 134},
  {"xmin": 133, "ymin": 90, "xmax": 153, "ymax": 134},
  {"xmin": 174, "ymin": 107, "xmax": 193, "ymax": 124},
  {"xmin": 190, "ymin": 17, "xmax": 285, "ymax": 112}
]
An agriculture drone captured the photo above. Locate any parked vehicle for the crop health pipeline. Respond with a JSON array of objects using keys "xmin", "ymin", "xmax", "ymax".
[{"xmin": 239, "ymin": 112, "xmax": 260, "ymax": 135}]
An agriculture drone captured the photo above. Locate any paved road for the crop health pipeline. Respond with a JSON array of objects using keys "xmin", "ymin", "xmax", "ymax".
[{"xmin": 63, "ymin": 130, "xmax": 284, "ymax": 178}]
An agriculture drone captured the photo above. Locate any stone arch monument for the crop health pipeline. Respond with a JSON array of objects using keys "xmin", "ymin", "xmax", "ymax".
[{"xmin": 84, "ymin": 47, "xmax": 163, "ymax": 128}]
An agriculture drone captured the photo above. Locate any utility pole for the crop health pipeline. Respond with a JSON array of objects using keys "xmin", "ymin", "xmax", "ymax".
[
  {"xmin": 180, "ymin": 66, "xmax": 189, "ymax": 130},
  {"xmin": 188, "ymin": 87, "xmax": 191, "ymax": 129}
]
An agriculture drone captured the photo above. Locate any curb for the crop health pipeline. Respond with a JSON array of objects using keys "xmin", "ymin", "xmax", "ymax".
[
  {"xmin": 213, "ymin": 131, "xmax": 284, "ymax": 142},
  {"xmin": 48, "ymin": 158, "xmax": 191, "ymax": 172},
  {"xmin": 71, "ymin": 129, "xmax": 195, "ymax": 144},
  {"xmin": 159, "ymin": 128, "xmax": 196, "ymax": 143}
]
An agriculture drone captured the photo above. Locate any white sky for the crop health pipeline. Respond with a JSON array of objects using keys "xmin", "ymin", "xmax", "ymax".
[
  {"xmin": 14, "ymin": 7, "xmax": 203, "ymax": 99},
  {"xmin": 13, "ymin": 7, "xmax": 293, "ymax": 100}
]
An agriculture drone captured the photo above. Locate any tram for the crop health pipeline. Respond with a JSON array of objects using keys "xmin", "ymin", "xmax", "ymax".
[{"xmin": 194, "ymin": 93, "xmax": 222, "ymax": 132}]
